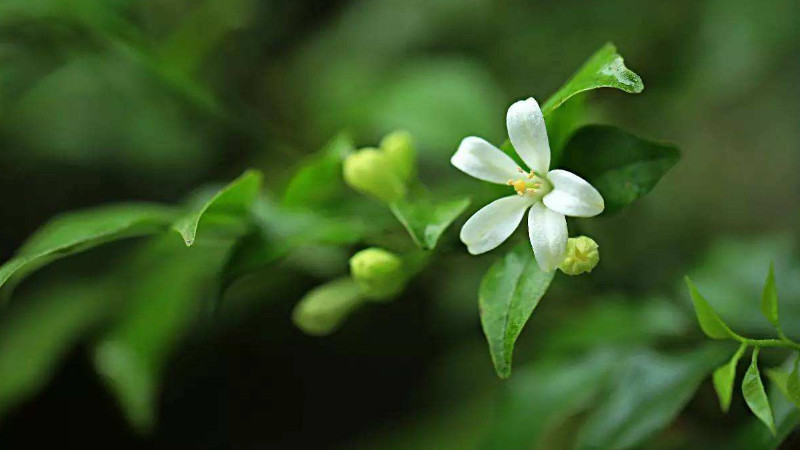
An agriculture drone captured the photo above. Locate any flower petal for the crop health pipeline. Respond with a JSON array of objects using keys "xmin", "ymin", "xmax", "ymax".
[
  {"xmin": 528, "ymin": 202, "xmax": 567, "ymax": 272},
  {"xmin": 451, "ymin": 136, "xmax": 520, "ymax": 184},
  {"xmin": 460, "ymin": 195, "xmax": 533, "ymax": 254},
  {"xmin": 543, "ymin": 170, "xmax": 605, "ymax": 217},
  {"xmin": 506, "ymin": 97, "xmax": 551, "ymax": 174}
]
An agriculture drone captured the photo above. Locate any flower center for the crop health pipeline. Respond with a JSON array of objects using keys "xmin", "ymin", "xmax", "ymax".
[{"xmin": 507, "ymin": 168, "xmax": 551, "ymax": 199}]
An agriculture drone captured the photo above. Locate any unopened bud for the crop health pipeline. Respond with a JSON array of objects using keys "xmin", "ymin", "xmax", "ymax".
[
  {"xmin": 349, "ymin": 248, "xmax": 405, "ymax": 300},
  {"xmin": 380, "ymin": 130, "xmax": 416, "ymax": 182},
  {"xmin": 292, "ymin": 278, "xmax": 363, "ymax": 336},
  {"xmin": 558, "ymin": 236, "xmax": 600, "ymax": 275},
  {"xmin": 343, "ymin": 148, "xmax": 406, "ymax": 202}
]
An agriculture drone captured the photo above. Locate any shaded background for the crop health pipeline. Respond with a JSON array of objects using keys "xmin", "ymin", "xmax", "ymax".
[{"xmin": 1, "ymin": 0, "xmax": 799, "ymax": 448}]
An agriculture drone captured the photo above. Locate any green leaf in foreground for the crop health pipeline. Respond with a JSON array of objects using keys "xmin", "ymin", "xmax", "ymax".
[
  {"xmin": 541, "ymin": 42, "xmax": 644, "ymax": 116},
  {"xmin": 0, "ymin": 203, "xmax": 176, "ymax": 294},
  {"xmin": 575, "ymin": 345, "xmax": 729, "ymax": 450},
  {"xmin": 479, "ymin": 244, "xmax": 556, "ymax": 379},
  {"xmin": 685, "ymin": 276, "xmax": 743, "ymax": 340},
  {"xmin": 282, "ymin": 133, "xmax": 354, "ymax": 208},
  {"xmin": 172, "ymin": 169, "xmax": 262, "ymax": 246},
  {"xmin": 560, "ymin": 125, "xmax": 680, "ymax": 214},
  {"xmin": 390, "ymin": 196, "xmax": 470, "ymax": 250},
  {"xmin": 713, "ymin": 342, "xmax": 748, "ymax": 412},
  {"xmin": 760, "ymin": 263, "xmax": 780, "ymax": 328},
  {"xmin": 742, "ymin": 348, "xmax": 776, "ymax": 435}
]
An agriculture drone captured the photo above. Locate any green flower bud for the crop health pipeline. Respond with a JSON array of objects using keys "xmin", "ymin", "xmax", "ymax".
[
  {"xmin": 292, "ymin": 278, "xmax": 364, "ymax": 336},
  {"xmin": 349, "ymin": 247, "xmax": 405, "ymax": 300},
  {"xmin": 343, "ymin": 148, "xmax": 406, "ymax": 202},
  {"xmin": 558, "ymin": 236, "xmax": 600, "ymax": 276},
  {"xmin": 380, "ymin": 130, "xmax": 416, "ymax": 182}
]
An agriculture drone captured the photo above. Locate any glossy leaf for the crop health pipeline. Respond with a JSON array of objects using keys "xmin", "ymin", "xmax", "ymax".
[
  {"xmin": 560, "ymin": 125, "xmax": 680, "ymax": 214},
  {"xmin": 575, "ymin": 345, "xmax": 729, "ymax": 450},
  {"xmin": 173, "ymin": 170, "xmax": 263, "ymax": 246},
  {"xmin": 282, "ymin": 133, "xmax": 354, "ymax": 208},
  {"xmin": 479, "ymin": 244, "xmax": 556, "ymax": 379},
  {"xmin": 390, "ymin": 196, "xmax": 471, "ymax": 250},
  {"xmin": 541, "ymin": 42, "xmax": 643, "ymax": 116},
  {"xmin": 713, "ymin": 342, "xmax": 748, "ymax": 412},
  {"xmin": 742, "ymin": 348, "xmax": 776, "ymax": 435},
  {"xmin": 761, "ymin": 263, "xmax": 779, "ymax": 328},
  {"xmin": 0, "ymin": 203, "xmax": 176, "ymax": 294},
  {"xmin": 685, "ymin": 277, "xmax": 742, "ymax": 340}
]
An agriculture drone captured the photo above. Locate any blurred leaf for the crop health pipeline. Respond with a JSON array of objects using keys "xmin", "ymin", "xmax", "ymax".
[
  {"xmin": 93, "ymin": 237, "xmax": 230, "ymax": 434},
  {"xmin": 713, "ymin": 342, "xmax": 748, "ymax": 412},
  {"xmin": 761, "ymin": 263, "xmax": 779, "ymax": 329},
  {"xmin": 742, "ymin": 349, "xmax": 776, "ymax": 435},
  {"xmin": 766, "ymin": 367, "xmax": 800, "ymax": 409},
  {"xmin": 173, "ymin": 170, "xmax": 262, "ymax": 246},
  {"xmin": 559, "ymin": 125, "xmax": 680, "ymax": 215},
  {"xmin": 390, "ymin": 196, "xmax": 470, "ymax": 250},
  {"xmin": 575, "ymin": 345, "xmax": 729, "ymax": 450},
  {"xmin": 479, "ymin": 244, "xmax": 555, "ymax": 379},
  {"xmin": 685, "ymin": 277, "xmax": 743, "ymax": 340},
  {"xmin": 0, "ymin": 282, "xmax": 109, "ymax": 421},
  {"xmin": 545, "ymin": 92, "xmax": 588, "ymax": 167},
  {"xmin": 283, "ymin": 133, "xmax": 354, "ymax": 208},
  {"xmin": 482, "ymin": 350, "xmax": 617, "ymax": 449},
  {"xmin": 541, "ymin": 42, "xmax": 643, "ymax": 116},
  {"xmin": 291, "ymin": 278, "xmax": 365, "ymax": 336},
  {"xmin": 0, "ymin": 203, "xmax": 176, "ymax": 295}
]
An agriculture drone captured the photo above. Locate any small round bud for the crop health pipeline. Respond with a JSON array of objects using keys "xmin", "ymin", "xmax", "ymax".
[
  {"xmin": 292, "ymin": 278, "xmax": 364, "ymax": 336},
  {"xmin": 380, "ymin": 130, "xmax": 416, "ymax": 182},
  {"xmin": 343, "ymin": 148, "xmax": 406, "ymax": 202},
  {"xmin": 349, "ymin": 247, "xmax": 405, "ymax": 300},
  {"xmin": 558, "ymin": 236, "xmax": 600, "ymax": 276}
]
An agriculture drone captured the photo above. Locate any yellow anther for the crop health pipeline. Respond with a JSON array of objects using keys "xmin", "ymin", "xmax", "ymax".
[{"xmin": 512, "ymin": 179, "xmax": 527, "ymax": 195}]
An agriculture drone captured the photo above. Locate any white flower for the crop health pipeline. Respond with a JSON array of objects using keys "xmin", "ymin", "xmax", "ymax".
[{"xmin": 451, "ymin": 97, "xmax": 604, "ymax": 272}]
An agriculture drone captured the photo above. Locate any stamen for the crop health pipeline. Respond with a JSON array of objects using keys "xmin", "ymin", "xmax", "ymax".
[
  {"xmin": 517, "ymin": 167, "xmax": 525, "ymax": 174},
  {"xmin": 506, "ymin": 180, "xmax": 514, "ymax": 186}
]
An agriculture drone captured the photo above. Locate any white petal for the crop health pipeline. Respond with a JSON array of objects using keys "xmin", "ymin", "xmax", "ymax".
[
  {"xmin": 506, "ymin": 97, "xmax": 551, "ymax": 174},
  {"xmin": 543, "ymin": 170, "xmax": 605, "ymax": 217},
  {"xmin": 528, "ymin": 202, "xmax": 567, "ymax": 272},
  {"xmin": 451, "ymin": 136, "xmax": 520, "ymax": 184},
  {"xmin": 460, "ymin": 195, "xmax": 533, "ymax": 255}
]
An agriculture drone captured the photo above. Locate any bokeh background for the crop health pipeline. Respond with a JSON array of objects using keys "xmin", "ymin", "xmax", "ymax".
[{"xmin": 1, "ymin": 0, "xmax": 799, "ymax": 448}]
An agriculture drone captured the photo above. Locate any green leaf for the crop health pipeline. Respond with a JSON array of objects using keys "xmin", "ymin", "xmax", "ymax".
[
  {"xmin": 713, "ymin": 342, "xmax": 748, "ymax": 412},
  {"xmin": 541, "ymin": 42, "xmax": 643, "ymax": 116},
  {"xmin": 283, "ymin": 133, "xmax": 354, "ymax": 208},
  {"xmin": 740, "ymin": 364, "xmax": 800, "ymax": 449},
  {"xmin": 559, "ymin": 125, "xmax": 680, "ymax": 214},
  {"xmin": 761, "ymin": 263, "xmax": 780, "ymax": 328},
  {"xmin": 743, "ymin": 348, "xmax": 777, "ymax": 435},
  {"xmin": 575, "ymin": 345, "xmax": 729, "ymax": 450},
  {"xmin": 685, "ymin": 276, "xmax": 743, "ymax": 340},
  {"xmin": 0, "ymin": 282, "xmax": 110, "ymax": 421},
  {"xmin": 93, "ymin": 237, "xmax": 230, "ymax": 434},
  {"xmin": 0, "ymin": 203, "xmax": 176, "ymax": 294},
  {"xmin": 479, "ymin": 244, "xmax": 556, "ymax": 379},
  {"xmin": 786, "ymin": 362, "xmax": 800, "ymax": 408},
  {"xmin": 390, "ymin": 196, "xmax": 471, "ymax": 250},
  {"xmin": 172, "ymin": 169, "xmax": 262, "ymax": 246}
]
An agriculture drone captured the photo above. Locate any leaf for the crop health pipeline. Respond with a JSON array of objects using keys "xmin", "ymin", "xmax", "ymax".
[
  {"xmin": 559, "ymin": 125, "xmax": 680, "ymax": 214},
  {"xmin": 761, "ymin": 263, "xmax": 780, "ymax": 328},
  {"xmin": 743, "ymin": 348, "xmax": 777, "ymax": 435},
  {"xmin": 172, "ymin": 170, "xmax": 262, "ymax": 246},
  {"xmin": 390, "ymin": 196, "xmax": 471, "ymax": 250},
  {"xmin": 0, "ymin": 203, "xmax": 176, "ymax": 295},
  {"xmin": 282, "ymin": 133, "xmax": 354, "ymax": 208},
  {"xmin": 713, "ymin": 342, "xmax": 748, "ymax": 412},
  {"xmin": 0, "ymin": 282, "xmax": 110, "ymax": 421},
  {"xmin": 541, "ymin": 42, "xmax": 643, "ymax": 117},
  {"xmin": 93, "ymin": 236, "xmax": 231, "ymax": 434},
  {"xmin": 575, "ymin": 345, "xmax": 729, "ymax": 450},
  {"xmin": 685, "ymin": 277, "xmax": 743, "ymax": 340},
  {"xmin": 479, "ymin": 244, "xmax": 556, "ymax": 379}
]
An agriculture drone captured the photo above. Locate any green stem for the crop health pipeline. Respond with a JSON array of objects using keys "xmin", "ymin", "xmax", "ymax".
[{"xmin": 736, "ymin": 336, "xmax": 800, "ymax": 351}]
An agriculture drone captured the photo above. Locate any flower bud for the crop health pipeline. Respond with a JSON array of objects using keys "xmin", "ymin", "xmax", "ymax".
[
  {"xmin": 380, "ymin": 130, "xmax": 416, "ymax": 182},
  {"xmin": 349, "ymin": 247, "xmax": 405, "ymax": 300},
  {"xmin": 558, "ymin": 236, "xmax": 600, "ymax": 275},
  {"xmin": 343, "ymin": 148, "xmax": 406, "ymax": 202},
  {"xmin": 292, "ymin": 278, "xmax": 364, "ymax": 336}
]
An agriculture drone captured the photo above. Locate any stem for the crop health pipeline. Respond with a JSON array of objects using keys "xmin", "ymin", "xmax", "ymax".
[{"xmin": 736, "ymin": 336, "xmax": 800, "ymax": 352}]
